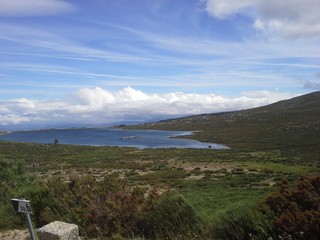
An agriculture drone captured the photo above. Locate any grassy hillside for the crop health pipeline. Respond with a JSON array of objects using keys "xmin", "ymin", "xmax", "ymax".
[{"xmin": 129, "ymin": 91, "xmax": 320, "ymax": 149}]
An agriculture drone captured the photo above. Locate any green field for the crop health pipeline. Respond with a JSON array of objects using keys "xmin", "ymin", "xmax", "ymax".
[{"xmin": 1, "ymin": 141, "xmax": 318, "ymax": 238}]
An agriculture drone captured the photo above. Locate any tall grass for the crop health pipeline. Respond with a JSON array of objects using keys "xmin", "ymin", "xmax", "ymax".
[
  {"xmin": 138, "ymin": 193, "xmax": 202, "ymax": 239},
  {"xmin": 204, "ymin": 202, "xmax": 274, "ymax": 240}
]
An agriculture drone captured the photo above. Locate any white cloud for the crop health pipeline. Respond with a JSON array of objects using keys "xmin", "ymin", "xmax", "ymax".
[
  {"xmin": 0, "ymin": 87, "xmax": 300, "ymax": 129},
  {"xmin": 205, "ymin": 0, "xmax": 320, "ymax": 39},
  {"xmin": 0, "ymin": 0, "xmax": 75, "ymax": 17},
  {"xmin": 71, "ymin": 87, "xmax": 115, "ymax": 107},
  {"xmin": 205, "ymin": 0, "xmax": 252, "ymax": 19}
]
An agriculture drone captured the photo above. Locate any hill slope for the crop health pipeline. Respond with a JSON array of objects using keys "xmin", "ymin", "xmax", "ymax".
[{"xmin": 130, "ymin": 91, "xmax": 320, "ymax": 149}]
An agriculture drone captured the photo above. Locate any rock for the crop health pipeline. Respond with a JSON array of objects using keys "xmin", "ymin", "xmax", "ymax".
[{"xmin": 37, "ymin": 221, "xmax": 79, "ymax": 240}]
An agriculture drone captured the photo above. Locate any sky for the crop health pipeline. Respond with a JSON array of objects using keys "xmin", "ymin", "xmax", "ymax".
[{"xmin": 0, "ymin": 0, "xmax": 319, "ymax": 130}]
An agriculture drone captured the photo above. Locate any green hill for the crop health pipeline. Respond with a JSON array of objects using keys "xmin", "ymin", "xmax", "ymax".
[{"xmin": 130, "ymin": 91, "xmax": 320, "ymax": 149}]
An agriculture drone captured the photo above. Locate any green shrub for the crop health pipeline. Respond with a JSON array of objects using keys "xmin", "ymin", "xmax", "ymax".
[
  {"xmin": 138, "ymin": 193, "xmax": 202, "ymax": 239},
  {"xmin": 0, "ymin": 157, "xmax": 32, "ymax": 230},
  {"xmin": 204, "ymin": 202, "xmax": 274, "ymax": 240},
  {"xmin": 30, "ymin": 175, "xmax": 158, "ymax": 238}
]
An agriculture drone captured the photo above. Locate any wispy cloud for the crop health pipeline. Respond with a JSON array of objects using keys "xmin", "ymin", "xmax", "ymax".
[
  {"xmin": 0, "ymin": 51, "xmax": 96, "ymax": 62},
  {"xmin": 0, "ymin": 23, "xmax": 149, "ymax": 63},
  {"xmin": 1, "ymin": 20, "xmax": 319, "ymax": 71},
  {"xmin": 109, "ymin": 23, "xmax": 320, "ymax": 68},
  {"xmin": 0, "ymin": 59, "xmax": 302, "ymax": 96},
  {"xmin": 0, "ymin": 0, "xmax": 76, "ymax": 17}
]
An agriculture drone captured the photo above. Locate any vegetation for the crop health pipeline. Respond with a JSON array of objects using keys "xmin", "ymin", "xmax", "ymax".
[
  {"xmin": 0, "ymin": 156, "xmax": 35, "ymax": 229},
  {"xmin": 261, "ymin": 175, "xmax": 320, "ymax": 240},
  {"xmin": 0, "ymin": 91, "xmax": 319, "ymax": 239},
  {"xmin": 1, "ymin": 141, "xmax": 318, "ymax": 239},
  {"xmin": 0, "ymin": 155, "xmax": 203, "ymax": 239}
]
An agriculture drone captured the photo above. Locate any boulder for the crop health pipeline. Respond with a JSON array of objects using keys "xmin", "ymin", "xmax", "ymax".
[{"xmin": 37, "ymin": 221, "xmax": 79, "ymax": 240}]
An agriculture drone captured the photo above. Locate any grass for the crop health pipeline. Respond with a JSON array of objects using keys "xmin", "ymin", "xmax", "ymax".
[
  {"xmin": 1, "ymin": 140, "xmax": 317, "ymax": 185},
  {"xmin": 177, "ymin": 178, "xmax": 272, "ymax": 220},
  {"xmin": 241, "ymin": 161, "xmax": 315, "ymax": 175}
]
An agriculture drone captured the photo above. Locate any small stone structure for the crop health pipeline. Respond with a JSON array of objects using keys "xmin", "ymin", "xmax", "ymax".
[{"xmin": 37, "ymin": 221, "xmax": 79, "ymax": 240}]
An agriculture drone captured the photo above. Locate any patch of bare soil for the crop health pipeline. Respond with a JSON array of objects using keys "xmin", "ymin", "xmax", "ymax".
[
  {"xmin": 0, "ymin": 229, "xmax": 30, "ymax": 240},
  {"xmin": 169, "ymin": 161, "xmax": 237, "ymax": 172}
]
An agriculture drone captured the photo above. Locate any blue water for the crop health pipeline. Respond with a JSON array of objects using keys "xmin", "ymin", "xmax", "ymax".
[{"xmin": 0, "ymin": 128, "xmax": 228, "ymax": 149}]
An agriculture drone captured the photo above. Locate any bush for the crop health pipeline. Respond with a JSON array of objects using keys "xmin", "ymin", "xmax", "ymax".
[
  {"xmin": 204, "ymin": 203, "xmax": 273, "ymax": 240},
  {"xmin": 260, "ymin": 174, "xmax": 320, "ymax": 240},
  {"xmin": 138, "ymin": 193, "xmax": 202, "ymax": 239},
  {"xmin": 0, "ymin": 157, "xmax": 32, "ymax": 230},
  {"xmin": 23, "ymin": 175, "xmax": 203, "ymax": 239},
  {"xmin": 26, "ymin": 175, "xmax": 160, "ymax": 238}
]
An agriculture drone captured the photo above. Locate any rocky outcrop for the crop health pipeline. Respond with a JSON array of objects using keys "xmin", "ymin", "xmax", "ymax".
[{"xmin": 37, "ymin": 221, "xmax": 79, "ymax": 240}]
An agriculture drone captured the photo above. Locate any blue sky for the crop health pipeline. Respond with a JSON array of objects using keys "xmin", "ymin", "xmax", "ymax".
[{"xmin": 0, "ymin": 0, "xmax": 319, "ymax": 130}]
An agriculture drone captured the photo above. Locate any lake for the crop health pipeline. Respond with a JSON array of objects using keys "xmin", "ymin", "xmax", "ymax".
[{"xmin": 0, "ymin": 128, "xmax": 228, "ymax": 149}]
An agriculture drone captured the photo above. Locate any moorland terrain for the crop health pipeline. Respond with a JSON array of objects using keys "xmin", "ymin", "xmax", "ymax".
[{"xmin": 0, "ymin": 91, "xmax": 319, "ymax": 239}]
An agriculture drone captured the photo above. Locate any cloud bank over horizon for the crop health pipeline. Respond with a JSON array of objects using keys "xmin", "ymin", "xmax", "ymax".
[{"xmin": 0, "ymin": 87, "xmax": 300, "ymax": 130}]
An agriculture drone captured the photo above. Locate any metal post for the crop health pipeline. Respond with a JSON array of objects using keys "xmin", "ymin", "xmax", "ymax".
[{"xmin": 25, "ymin": 213, "xmax": 36, "ymax": 240}]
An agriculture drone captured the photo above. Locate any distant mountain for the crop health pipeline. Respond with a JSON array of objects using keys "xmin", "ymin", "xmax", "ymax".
[{"xmin": 130, "ymin": 91, "xmax": 320, "ymax": 149}]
